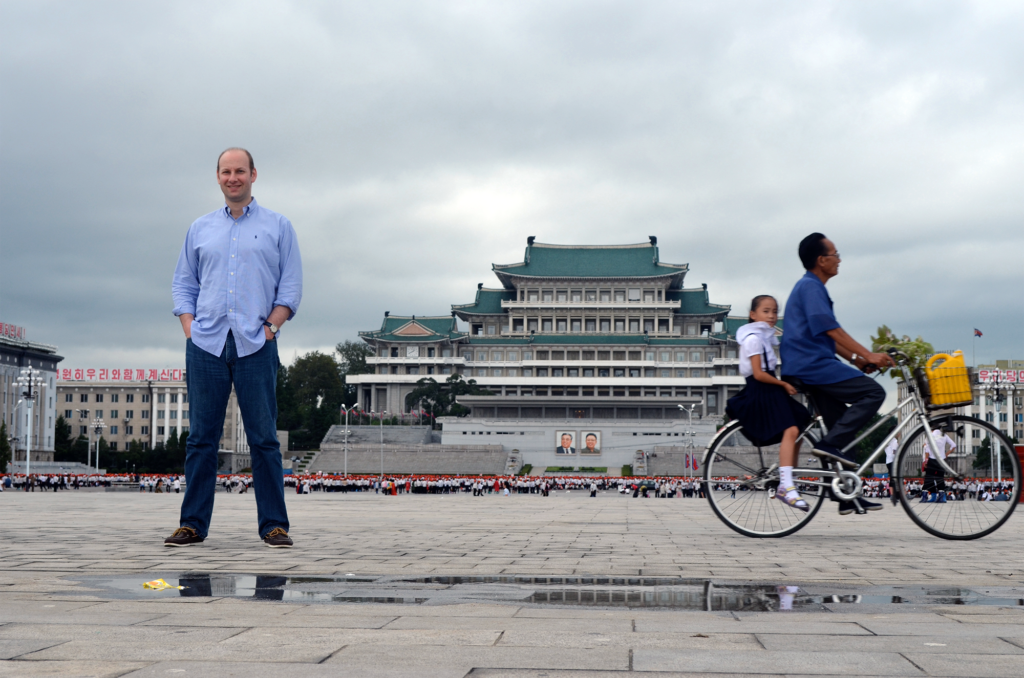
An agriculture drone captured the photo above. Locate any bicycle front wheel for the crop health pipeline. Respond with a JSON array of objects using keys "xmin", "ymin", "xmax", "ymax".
[
  {"xmin": 703, "ymin": 420, "xmax": 826, "ymax": 538},
  {"xmin": 895, "ymin": 415, "xmax": 1020, "ymax": 540}
]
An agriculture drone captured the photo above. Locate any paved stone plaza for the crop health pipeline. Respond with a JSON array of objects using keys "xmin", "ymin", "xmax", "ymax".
[{"xmin": 3, "ymin": 490, "xmax": 1024, "ymax": 676}]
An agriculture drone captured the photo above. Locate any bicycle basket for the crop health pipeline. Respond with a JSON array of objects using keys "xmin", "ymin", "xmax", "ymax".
[{"xmin": 923, "ymin": 351, "xmax": 974, "ymax": 410}]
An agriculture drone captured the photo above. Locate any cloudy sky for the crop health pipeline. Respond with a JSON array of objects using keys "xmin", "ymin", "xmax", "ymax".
[{"xmin": 2, "ymin": 1, "xmax": 1022, "ymax": 382}]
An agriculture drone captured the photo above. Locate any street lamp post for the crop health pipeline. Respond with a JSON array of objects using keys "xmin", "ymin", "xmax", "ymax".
[
  {"xmin": 678, "ymin": 402, "xmax": 702, "ymax": 480},
  {"xmin": 76, "ymin": 408, "xmax": 91, "ymax": 469},
  {"xmin": 14, "ymin": 368, "xmax": 44, "ymax": 479},
  {"xmin": 980, "ymin": 372, "xmax": 1015, "ymax": 484},
  {"xmin": 91, "ymin": 418, "xmax": 106, "ymax": 474},
  {"xmin": 340, "ymin": 404, "xmax": 360, "ymax": 477},
  {"xmin": 374, "ymin": 410, "xmax": 387, "ymax": 479}
]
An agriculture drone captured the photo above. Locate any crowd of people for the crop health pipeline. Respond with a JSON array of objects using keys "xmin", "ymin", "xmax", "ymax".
[{"xmin": 1, "ymin": 472, "xmax": 1016, "ymax": 503}]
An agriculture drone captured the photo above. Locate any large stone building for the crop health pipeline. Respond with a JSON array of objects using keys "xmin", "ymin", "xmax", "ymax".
[
  {"xmin": 56, "ymin": 377, "xmax": 249, "ymax": 461},
  {"xmin": 349, "ymin": 238, "xmax": 748, "ymax": 472},
  {"xmin": 1, "ymin": 322, "xmax": 63, "ymax": 463}
]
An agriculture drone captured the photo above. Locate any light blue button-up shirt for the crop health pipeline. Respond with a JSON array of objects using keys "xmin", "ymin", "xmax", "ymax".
[{"xmin": 172, "ymin": 198, "xmax": 302, "ymax": 358}]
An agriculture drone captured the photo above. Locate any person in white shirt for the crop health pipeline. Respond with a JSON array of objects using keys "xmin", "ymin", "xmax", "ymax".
[
  {"xmin": 884, "ymin": 435, "xmax": 900, "ymax": 505},
  {"xmin": 922, "ymin": 428, "xmax": 955, "ymax": 501}
]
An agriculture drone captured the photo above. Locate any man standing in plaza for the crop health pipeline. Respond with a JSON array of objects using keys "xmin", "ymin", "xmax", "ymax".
[
  {"xmin": 781, "ymin": 233, "xmax": 893, "ymax": 515},
  {"xmin": 167, "ymin": 148, "xmax": 302, "ymax": 548}
]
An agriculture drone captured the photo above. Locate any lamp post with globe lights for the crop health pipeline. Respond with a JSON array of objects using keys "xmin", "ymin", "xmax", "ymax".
[
  {"xmin": 14, "ymin": 368, "xmax": 44, "ymax": 479},
  {"xmin": 340, "ymin": 404, "xmax": 361, "ymax": 477},
  {"xmin": 90, "ymin": 418, "xmax": 106, "ymax": 474},
  {"xmin": 979, "ymin": 370, "xmax": 1016, "ymax": 484}
]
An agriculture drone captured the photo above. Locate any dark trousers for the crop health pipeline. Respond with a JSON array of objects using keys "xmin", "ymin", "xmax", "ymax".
[
  {"xmin": 180, "ymin": 333, "xmax": 288, "ymax": 539},
  {"xmin": 806, "ymin": 376, "xmax": 886, "ymax": 451}
]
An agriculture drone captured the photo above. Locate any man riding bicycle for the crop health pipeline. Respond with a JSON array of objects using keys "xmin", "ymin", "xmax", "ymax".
[{"xmin": 780, "ymin": 233, "xmax": 895, "ymax": 515}]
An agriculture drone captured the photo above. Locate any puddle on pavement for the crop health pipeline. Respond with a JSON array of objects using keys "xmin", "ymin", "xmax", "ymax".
[{"xmin": 68, "ymin": 574, "xmax": 1024, "ymax": 612}]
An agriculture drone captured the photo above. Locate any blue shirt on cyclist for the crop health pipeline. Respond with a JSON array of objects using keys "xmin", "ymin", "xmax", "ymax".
[{"xmin": 780, "ymin": 271, "xmax": 862, "ymax": 385}]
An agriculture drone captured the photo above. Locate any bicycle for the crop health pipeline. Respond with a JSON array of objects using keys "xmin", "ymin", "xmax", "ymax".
[{"xmin": 702, "ymin": 349, "xmax": 1021, "ymax": 539}]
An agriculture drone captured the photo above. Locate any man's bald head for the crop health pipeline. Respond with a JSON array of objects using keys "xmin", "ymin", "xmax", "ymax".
[{"xmin": 217, "ymin": 147, "xmax": 254, "ymax": 172}]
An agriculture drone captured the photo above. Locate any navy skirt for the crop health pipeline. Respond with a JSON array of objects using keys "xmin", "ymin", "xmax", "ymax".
[{"xmin": 726, "ymin": 376, "xmax": 811, "ymax": 447}]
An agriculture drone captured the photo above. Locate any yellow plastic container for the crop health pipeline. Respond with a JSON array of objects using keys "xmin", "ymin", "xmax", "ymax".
[{"xmin": 924, "ymin": 351, "xmax": 973, "ymax": 407}]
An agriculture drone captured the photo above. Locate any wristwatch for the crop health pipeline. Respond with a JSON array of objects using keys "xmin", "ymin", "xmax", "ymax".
[
  {"xmin": 851, "ymin": 353, "xmax": 859, "ymax": 362},
  {"xmin": 263, "ymin": 321, "xmax": 279, "ymax": 335}
]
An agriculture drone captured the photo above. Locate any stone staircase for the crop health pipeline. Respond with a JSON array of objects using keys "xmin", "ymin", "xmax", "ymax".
[
  {"xmin": 504, "ymin": 450, "xmax": 522, "ymax": 475},
  {"xmin": 633, "ymin": 449, "xmax": 648, "ymax": 476},
  {"xmin": 293, "ymin": 451, "xmax": 318, "ymax": 474}
]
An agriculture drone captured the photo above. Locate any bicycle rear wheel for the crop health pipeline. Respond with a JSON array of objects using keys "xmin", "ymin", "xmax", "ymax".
[
  {"xmin": 703, "ymin": 420, "xmax": 826, "ymax": 538},
  {"xmin": 895, "ymin": 415, "xmax": 1020, "ymax": 540}
]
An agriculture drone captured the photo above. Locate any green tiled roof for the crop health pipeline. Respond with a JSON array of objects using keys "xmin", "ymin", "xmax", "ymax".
[
  {"xmin": 452, "ymin": 288, "xmax": 516, "ymax": 317},
  {"xmin": 359, "ymin": 315, "xmax": 467, "ymax": 343},
  {"xmin": 724, "ymin": 316, "xmax": 784, "ymax": 339},
  {"xmin": 665, "ymin": 288, "xmax": 731, "ymax": 316},
  {"xmin": 493, "ymin": 241, "xmax": 687, "ymax": 286}
]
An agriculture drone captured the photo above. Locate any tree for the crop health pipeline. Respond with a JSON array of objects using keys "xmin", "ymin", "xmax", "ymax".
[
  {"xmin": 336, "ymin": 340, "xmax": 374, "ymax": 408},
  {"xmin": 0, "ymin": 422, "xmax": 10, "ymax": 471},
  {"xmin": 54, "ymin": 415, "xmax": 74, "ymax": 460},
  {"xmin": 405, "ymin": 373, "xmax": 494, "ymax": 426},
  {"xmin": 973, "ymin": 436, "xmax": 992, "ymax": 471},
  {"xmin": 286, "ymin": 351, "xmax": 346, "ymax": 450},
  {"xmin": 336, "ymin": 340, "xmax": 374, "ymax": 377},
  {"xmin": 855, "ymin": 413, "xmax": 897, "ymax": 465},
  {"xmin": 276, "ymin": 365, "xmax": 302, "ymax": 432}
]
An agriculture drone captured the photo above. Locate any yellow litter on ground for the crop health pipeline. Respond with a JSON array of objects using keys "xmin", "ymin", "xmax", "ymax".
[{"xmin": 143, "ymin": 579, "xmax": 186, "ymax": 591}]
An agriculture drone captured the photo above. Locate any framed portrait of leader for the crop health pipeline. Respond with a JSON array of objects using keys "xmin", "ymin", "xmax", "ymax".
[
  {"xmin": 555, "ymin": 431, "xmax": 576, "ymax": 455},
  {"xmin": 580, "ymin": 431, "xmax": 601, "ymax": 455}
]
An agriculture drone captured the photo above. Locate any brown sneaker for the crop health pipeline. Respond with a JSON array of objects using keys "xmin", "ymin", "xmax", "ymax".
[
  {"xmin": 263, "ymin": 527, "xmax": 293, "ymax": 548},
  {"xmin": 164, "ymin": 526, "xmax": 204, "ymax": 547}
]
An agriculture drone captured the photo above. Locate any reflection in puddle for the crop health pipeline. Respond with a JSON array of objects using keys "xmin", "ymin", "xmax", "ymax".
[{"xmin": 69, "ymin": 573, "xmax": 1024, "ymax": 612}]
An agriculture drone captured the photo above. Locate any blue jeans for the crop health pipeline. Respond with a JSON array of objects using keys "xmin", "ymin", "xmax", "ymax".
[{"xmin": 180, "ymin": 333, "xmax": 288, "ymax": 539}]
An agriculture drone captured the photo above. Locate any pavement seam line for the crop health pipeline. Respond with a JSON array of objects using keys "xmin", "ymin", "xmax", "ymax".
[
  {"xmin": 628, "ymin": 647, "xmax": 633, "ymax": 671},
  {"xmin": 316, "ymin": 643, "xmax": 347, "ymax": 664},
  {"xmin": 898, "ymin": 652, "xmax": 929, "ymax": 675},
  {"xmin": 999, "ymin": 636, "xmax": 1024, "ymax": 650},
  {"xmin": 492, "ymin": 630, "xmax": 505, "ymax": 646},
  {"xmin": 9, "ymin": 639, "xmax": 72, "ymax": 660},
  {"xmin": 854, "ymin": 621, "xmax": 878, "ymax": 636}
]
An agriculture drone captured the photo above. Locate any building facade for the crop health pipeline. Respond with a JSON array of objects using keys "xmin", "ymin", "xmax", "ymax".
[
  {"xmin": 972, "ymin": 360, "xmax": 1024, "ymax": 444},
  {"xmin": 1, "ymin": 323, "xmax": 63, "ymax": 463},
  {"xmin": 56, "ymin": 378, "xmax": 248, "ymax": 456},
  {"xmin": 349, "ymin": 238, "xmax": 748, "ymax": 471}
]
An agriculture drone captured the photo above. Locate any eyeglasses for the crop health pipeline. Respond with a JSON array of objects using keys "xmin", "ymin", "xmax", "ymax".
[{"xmin": 823, "ymin": 252, "xmax": 840, "ymax": 259}]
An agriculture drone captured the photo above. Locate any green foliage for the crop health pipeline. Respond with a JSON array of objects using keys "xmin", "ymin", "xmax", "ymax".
[
  {"xmin": 518, "ymin": 463, "xmax": 533, "ymax": 476},
  {"xmin": 621, "ymin": 464, "xmax": 634, "ymax": 477},
  {"xmin": 282, "ymin": 351, "xmax": 346, "ymax": 450},
  {"xmin": 973, "ymin": 435, "xmax": 992, "ymax": 470},
  {"xmin": 337, "ymin": 340, "xmax": 375, "ymax": 408},
  {"xmin": 0, "ymin": 421, "xmax": 10, "ymax": 470},
  {"xmin": 854, "ymin": 413, "xmax": 897, "ymax": 465},
  {"xmin": 404, "ymin": 374, "xmax": 494, "ymax": 425},
  {"xmin": 870, "ymin": 325, "xmax": 935, "ymax": 380},
  {"xmin": 53, "ymin": 415, "xmax": 74, "ymax": 460}
]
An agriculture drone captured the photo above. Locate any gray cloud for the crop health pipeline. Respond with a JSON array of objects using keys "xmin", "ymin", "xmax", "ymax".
[{"xmin": 2, "ymin": 0, "xmax": 1022, "ymax": 376}]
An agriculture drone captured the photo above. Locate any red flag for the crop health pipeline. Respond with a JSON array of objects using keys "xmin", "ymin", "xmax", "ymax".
[
  {"xmin": 685, "ymin": 453, "xmax": 691, "ymax": 469},
  {"xmin": 693, "ymin": 455, "xmax": 699, "ymax": 472}
]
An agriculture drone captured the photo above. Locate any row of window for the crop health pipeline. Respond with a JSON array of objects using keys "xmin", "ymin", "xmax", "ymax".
[
  {"xmin": 515, "ymin": 288, "xmax": 665, "ymax": 303},
  {"xmin": 466, "ymin": 349, "xmax": 730, "ymax": 362},
  {"xmin": 63, "ymin": 409, "xmax": 152, "ymax": 420},
  {"xmin": 471, "ymin": 319, "xmax": 716, "ymax": 336},
  {"xmin": 79, "ymin": 425, "xmax": 149, "ymax": 436},
  {"xmin": 983, "ymin": 412, "xmax": 1024, "ymax": 423},
  {"xmin": 66, "ymin": 393, "xmax": 145, "ymax": 403},
  {"xmin": 380, "ymin": 366, "xmax": 737, "ymax": 378},
  {"xmin": 62, "ymin": 392, "xmax": 186, "ymax": 404}
]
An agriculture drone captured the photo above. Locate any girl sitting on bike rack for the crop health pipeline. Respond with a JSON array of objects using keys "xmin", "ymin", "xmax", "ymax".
[{"xmin": 726, "ymin": 295, "xmax": 812, "ymax": 511}]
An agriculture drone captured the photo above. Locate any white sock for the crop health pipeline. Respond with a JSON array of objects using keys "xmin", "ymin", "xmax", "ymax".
[{"xmin": 779, "ymin": 466, "xmax": 794, "ymax": 489}]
